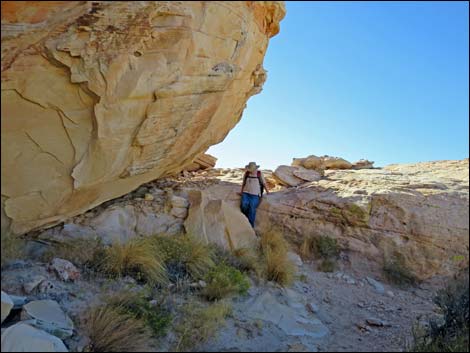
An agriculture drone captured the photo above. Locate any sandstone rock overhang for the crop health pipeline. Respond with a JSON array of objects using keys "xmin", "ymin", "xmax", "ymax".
[{"xmin": 1, "ymin": 1, "xmax": 286, "ymax": 234}]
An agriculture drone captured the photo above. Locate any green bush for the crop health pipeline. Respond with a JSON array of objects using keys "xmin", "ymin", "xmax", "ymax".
[
  {"xmin": 202, "ymin": 263, "xmax": 250, "ymax": 300},
  {"xmin": 410, "ymin": 269, "xmax": 469, "ymax": 352},
  {"xmin": 1, "ymin": 231, "xmax": 26, "ymax": 268},
  {"xmin": 301, "ymin": 235, "xmax": 340, "ymax": 260}
]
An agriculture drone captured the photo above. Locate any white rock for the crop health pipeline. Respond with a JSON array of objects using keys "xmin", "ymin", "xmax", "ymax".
[
  {"xmin": 21, "ymin": 300, "xmax": 74, "ymax": 339},
  {"xmin": 49, "ymin": 258, "xmax": 80, "ymax": 282},
  {"xmin": 90, "ymin": 205, "xmax": 137, "ymax": 245},
  {"xmin": 366, "ymin": 277, "xmax": 385, "ymax": 294},
  {"xmin": 1, "ymin": 291, "xmax": 14, "ymax": 324},
  {"xmin": 292, "ymin": 168, "xmax": 322, "ymax": 182},
  {"xmin": 287, "ymin": 251, "xmax": 303, "ymax": 267},
  {"xmin": 1, "ymin": 323, "xmax": 68, "ymax": 352},
  {"xmin": 144, "ymin": 193, "xmax": 154, "ymax": 201},
  {"xmin": 171, "ymin": 196, "xmax": 189, "ymax": 208},
  {"xmin": 171, "ymin": 207, "xmax": 188, "ymax": 219}
]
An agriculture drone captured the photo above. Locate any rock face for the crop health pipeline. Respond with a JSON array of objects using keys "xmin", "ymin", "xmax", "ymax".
[
  {"xmin": 1, "ymin": 1, "xmax": 286, "ymax": 235},
  {"xmin": 292, "ymin": 155, "xmax": 374, "ymax": 171},
  {"xmin": 257, "ymin": 160, "xmax": 469, "ymax": 280}
]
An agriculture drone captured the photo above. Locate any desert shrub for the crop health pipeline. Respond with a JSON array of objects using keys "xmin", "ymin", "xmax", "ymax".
[
  {"xmin": 41, "ymin": 237, "xmax": 104, "ymax": 268},
  {"xmin": 1, "ymin": 231, "xmax": 26, "ymax": 268},
  {"xmin": 260, "ymin": 229, "xmax": 295, "ymax": 286},
  {"xmin": 95, "ymin": 238, "xmax": 167, "ymax": 285},
  {"xmin": 301, "ymin": 235, "xmax": 340, "ymax": 273},
  {"xmin": 301, "ymin": 235, "xmax": 340, "ymax": 259},
  {"xmin": 410, "ymin": 269, "xmax": 469, "ymax": 352},
  {"xmin": 202, "ymin": 263, "xmax": 250, "ymax": 300},
  {"xmin": 173, "ymin": 300, "xmax": 232, "ymax": 352},
  {"xmin": 212, "ymin": 246, "xmax": 262, "ymax": 276},
  {"xmin": 83, "ymin": 305, "xmax": 153, "ymax": 352},
  {"xmin": 104, "ymin": 290, "xmax": 172, "ymax": 337},
  {"xmin": 318, "ymin": 258, "xmax": 336, "ymax": 272},
  {"xmin": 383, "ymin": 254, "xmax": 417, "ymax": 287},
  {"xmin": 145, "ymin": 234, "xmax": 214, "ymax": 281}
]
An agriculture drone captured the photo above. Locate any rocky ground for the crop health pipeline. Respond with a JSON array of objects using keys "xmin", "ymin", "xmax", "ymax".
[{"xmin": 1, "ymin": 255, "xmax": 441, "ymax": 352}]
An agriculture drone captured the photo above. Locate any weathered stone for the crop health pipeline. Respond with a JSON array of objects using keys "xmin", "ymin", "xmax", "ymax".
[
  {"xmin": 292, "ymin": 168, "xmax": 323, "ymax": 182},
  {"xmin": 287, "ymin": 251, "xmax": 303, "ymax": 267},
  {"xmin": 1, "ymin": 323, "xmax": 68, "ymax": 352},
  {"xmin": 23, "ymin": 275, "xmax": 46, "ymax": 294},
  {"xmin": 171, "ymin": 207, "xmax": 188, "ymax": 219},
  {"xmin": 1, "ymin": 1, "xmax": 286, "ymax": 235},
  {"xmin": 273, "ymin": 166, "xmax": 305, "ymax": 187},
  {"xmin": 171, "ymin": 195, "xmax": 189, "ymax": 209},
  {"xmin": 1, "ymin": 291, "xmax": 14, "ymax": 323},
  {"xmin": 366, "ymin": 277, "xmax": 385, "ymax": 294},
  {"xmin": 21, "ymin": 300, "xmax": 74, "ymax": 339},
  {"xmin": 135, "ymin": 212, "xmax": 178, "ymax": 237},
  {"xmin": 90, "ymin": 205, "xmax": 137, "ymax": 244},
  {"xmin": 352, "ymin": 159, "xmax": 374, "ymax": 169},
  {"xmin": 144, "ymin": 193, "xmax": 154, "ymax": 201},
  {"xmin": 185, "ymin": 189, "xmax": 257, "ymax": 251},
  {"xmin": 48, "ymin": 258, "xmax": 80, "ymax": 282}
]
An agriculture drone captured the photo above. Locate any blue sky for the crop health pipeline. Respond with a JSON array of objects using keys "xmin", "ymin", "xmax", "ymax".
[{"xmin": 208, "ymin": 1, "xmax": 469, "ymax": 170}]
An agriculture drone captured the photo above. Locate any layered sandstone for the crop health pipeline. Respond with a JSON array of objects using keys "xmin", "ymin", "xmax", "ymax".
[
  {"xmin": 1, "ymin": 1, "xmax": 286, "ymax": 234},
  {"xmin": 257, "ymin": 159, "xmax": 469, "ymax": 280}
]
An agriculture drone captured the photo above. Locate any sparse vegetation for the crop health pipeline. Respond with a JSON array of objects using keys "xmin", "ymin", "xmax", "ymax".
[
  {"xmin": 213, "ymin": 246, "xmax": 262, "ymax": 276},
  {"xmin": 383, "ymin": 254, "xmax": 417, "ymax": 287},
  {"xmin": 1, "ymin": 231, "xmax": 26, "ymax": 268},
  {"xmin": 260, "ymin": 229, "xmax": 295, "ymax": 286},
  {"xmin": 41, "ymin": 237, "xmax": 104, "ymax": 268},
  {"xmin": 104, "ymin": 290, "xmax": 172, "ymax": 337},
  {"xmin": 95, "ymin": 237, "xmax": 168, "ymax": 285},
  {"xmin": 202, "ymin": 263, "xmax": 250, "ymax": 300},
  {"xmin": 83, "ymin": 305, "xmax": 153, "ymax": 352},
  {"xmin": 318, "ymin": 258, "xmax": 337, "ymax": 272},
  {"xmin": 173, "ymin": 300, "xmax": 232, "ymax": 352},
  {"xmin": 410, "ymin": 269, "xmax": 469, "ymax": 352}
]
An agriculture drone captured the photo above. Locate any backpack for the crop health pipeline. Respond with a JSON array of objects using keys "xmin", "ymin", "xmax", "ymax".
[{"xmin": 243, "ymin": 170, "xmax": 264, "ymax": 197}]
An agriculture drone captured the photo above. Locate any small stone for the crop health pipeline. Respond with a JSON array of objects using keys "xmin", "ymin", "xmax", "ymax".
[
  {"xmin": 366, "ymin": 318, "xmax": 389, "ymax": 327},
  {"xmin": 171, "ymin": 207, "xmax": 188, "ymax": 219},
  {"xmin": 171, "ymin": 195, "xmax": 189, "ymax": 208},
  {"xmin": 342, "ymin": 274, "xmax": 356, "ymax": 285},
  {"xmin": 198, "ymin": 280, "xmax": 207, "ymax": 288},
  {"xmin": 23, "ymin": 275, "xmax": 46, "ymax": 294},
  {"xmin": 366, "ymin": 277, "xmax": 385, "ymax": 294},
  {"xmin": 49, "ymin": 258, "xmax": 80, "ymax": 282},
  {"xmin": 38, "ymin": 280, "xmax": 56, "ymax": 294},
  {"xmin": 144, "ymin": 193, "xmax": 154, "ymax": 201},
  {"xmin": 386, "ymin": 290, "xmax": 394, "ymax": 297},
  {"xmin": 287, "ymin": 251, "xmax": 303, "ymax": 267},
  {"xmin": 306, "ymin": 302, "xmax": 319, "ymax": 314}
]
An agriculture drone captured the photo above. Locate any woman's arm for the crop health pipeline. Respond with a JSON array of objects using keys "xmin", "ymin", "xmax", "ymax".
[{"xmin": 260, "ymin": 172, "xmax": 270, "ymax": 194}]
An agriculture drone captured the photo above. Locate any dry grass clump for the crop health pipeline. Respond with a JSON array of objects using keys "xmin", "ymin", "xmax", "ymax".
[
  {"xmin": 144, "ymin": 234, "xmax": 215, "ymax": 281},
  {"xmin": 95, "ymin": 237, "xmax": 167, "ymax": 285},
  {"xmin": 83, "ymin": 305, "xmax": 153, "ymax": 352},
  {"xmin": 173, "ymin": 300, "xmax": 232, "ymax": 352},
  {"xmin": 1, "ymin": 231, "xmax": 26, "ymax": 268},
  {"xmin": 259, "ymin": 229, "xmax": 295, "ymax": 286}
]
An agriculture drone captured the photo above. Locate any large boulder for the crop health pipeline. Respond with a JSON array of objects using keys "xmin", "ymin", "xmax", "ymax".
[
  {"xmin": 257, "ymin": 160, "xmax": 469, "ymax": 280},
  {"xmin": 184, "ymin": 189, "xmax": 257, "ymax": 251},
  {"xmin": 273, "ymin": 166, "xmax": 305, "ymax": 187},
  {"xmin": 1, "ymin": 1, "xmax": 286, "ymax": 235},
  {"xmin": 1, "ymin": 323, "xmax": 68, "ymax": 352},
  {"xmin": 21, "ymin": 300, "xmax": 74, "ymax": 339}
]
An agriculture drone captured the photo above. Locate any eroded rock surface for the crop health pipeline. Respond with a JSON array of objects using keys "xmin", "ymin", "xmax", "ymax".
[{"xmin": 1, "ymin": 1, "xmax": 285, "ymax": 234}]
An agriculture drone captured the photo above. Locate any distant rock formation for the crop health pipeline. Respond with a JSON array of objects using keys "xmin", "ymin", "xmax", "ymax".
[{"xmin": 1, "ymin": 1, "xmax": 286, "ymax": 234}]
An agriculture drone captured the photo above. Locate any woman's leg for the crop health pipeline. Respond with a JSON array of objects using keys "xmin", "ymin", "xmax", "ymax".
[{"xmin": 240, "ymin": 193, "xmax": 250, "ymax": 218}]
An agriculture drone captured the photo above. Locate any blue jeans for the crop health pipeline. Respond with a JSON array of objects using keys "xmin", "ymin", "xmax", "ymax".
[{"xmin": 241, "ymin": 192, "xmax": 260, "ymax": 228}]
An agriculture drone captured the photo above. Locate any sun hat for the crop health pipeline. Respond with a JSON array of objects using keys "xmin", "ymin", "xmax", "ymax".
[{"xmin": 245, "ymin": 162, "xmax": 260, "ymax": 172}]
